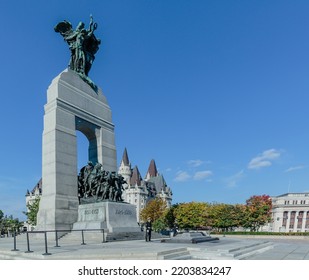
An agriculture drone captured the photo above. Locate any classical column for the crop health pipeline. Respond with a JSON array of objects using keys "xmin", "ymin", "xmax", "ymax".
[
  {"xmin": 293, "ymin": 211, "xmax": 299, "ymax": 232},
  {"xmin": 301, "ymin": 211, "xmax": 306, "ymax": 232},
  {"xmin": 286, "ymin": 211, "xmax": 291, "ymax": 233}
]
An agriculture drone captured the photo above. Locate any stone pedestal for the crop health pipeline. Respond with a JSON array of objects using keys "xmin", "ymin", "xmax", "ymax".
[
  {"xmin": 73, "ymin": 202, "xmax": 140, "ymax": 233},
  {"xmin": 36, "ymin": 69, "xmax": 117, "ymax": 230}
]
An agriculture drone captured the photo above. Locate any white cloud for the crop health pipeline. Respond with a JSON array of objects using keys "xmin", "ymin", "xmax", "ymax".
[
  {"xmin": 226, "ymin": 170, "xmax": 245, "ymax": 188},
  {"xmin": 248, "ymin": 149, "xmax": 281, "ymax": 170},
  {"xmin": 285, "ymin": 165, "xmax": 305, "ymax": 173},
  {"xmin": 174, "ymin": 171, "xmax": 191, "ymax": 182},
  {"xmin": 187, "ymin": 159, "xmax": 204, "ymax": 167},
  {"xmin": 193, "ymin": 170, "xmax": 213, "ymax": 180}
]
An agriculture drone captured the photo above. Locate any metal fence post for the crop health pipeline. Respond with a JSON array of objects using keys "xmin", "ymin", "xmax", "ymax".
[
  {"xmin": 54, "ymin": 230, "xmax": 60, "ymax": 247},
  {"xmin": 81, "ymin": 230, "xmax": 86, "ymax": 245},
  {"xmin": 102, "ymin": 229, "xmax": 105, "ymax": 243},
  {"xmin": 25, "ymin": 232, "xmax": 33, "ymax": 253},
  {"xmin": 11, "ymin": 232, "xmax": 19, "ymax": 251},
  {"xmin": 42, "ymin": 231, "xmax": 51, "ymax": 255}
]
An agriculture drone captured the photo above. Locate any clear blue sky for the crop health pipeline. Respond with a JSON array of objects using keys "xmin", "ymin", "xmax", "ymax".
[{"xmin": 1, "ymin": 0, "xmax": 309, "ymax": 220}]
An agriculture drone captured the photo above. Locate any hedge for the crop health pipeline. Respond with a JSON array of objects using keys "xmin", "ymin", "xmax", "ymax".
[{"xmin": 211, "ymin": 231, "xmax": 309, "ymax": 236}]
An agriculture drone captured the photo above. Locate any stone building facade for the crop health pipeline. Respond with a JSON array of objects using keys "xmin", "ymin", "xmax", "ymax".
[
  {"xmin": 270, "ymin": 193, "xmax": 309, "ymax": 232},
  {"xmin": 118, "ymin": 148, "xmax": 173, "ymax": 222},
  {"xmin": 25, "ymin": 179, "xmax": 42, "ymax": 230}
]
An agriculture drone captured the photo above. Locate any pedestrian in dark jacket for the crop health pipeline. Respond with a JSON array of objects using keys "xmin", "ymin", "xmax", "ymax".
[{"xmin": 145, "ymin": 217, "xmax": 152, "ymax": 242}]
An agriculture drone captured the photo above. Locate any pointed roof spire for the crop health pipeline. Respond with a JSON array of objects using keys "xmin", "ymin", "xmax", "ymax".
[
  {"xmin": 121, "ymin": 148, "xmax": 130, "ymax": 166},
  {"xmin": 146, "ymin": 159, "xmax": 158, "ymax": 179},
  {"xmin": 130, "ymin": 165, "xmax": 142, "ymax": 186}
]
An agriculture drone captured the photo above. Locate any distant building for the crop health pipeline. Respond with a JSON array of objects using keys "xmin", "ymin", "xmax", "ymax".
[
  {"xmin": 270, "ymin": 193, "xmax": 309, "ymax": 232},
  {"xmin": 25, "ymin": 178, "xmax": 42, "ymax": 207},
  {"xmin": 118, "ymin": 148, "xmax": 173, "ymax": 222},
  {"xmin": 25, "ymin": 179, "xmax": 42, "ymax": 230}
]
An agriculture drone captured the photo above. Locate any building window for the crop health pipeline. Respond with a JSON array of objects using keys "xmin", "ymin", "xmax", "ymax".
[
  {"xmin": 306, "ymin": 212, "xmax": 309, "ymax": 229},
  {"xmin": 282, "ymin": 211, "xmax": 288, "ymax": 227},
  {"xmin": 298, "ymin": 211, "xmax": 304, "ymax": 229},
  {"xmin": 289, "ymin": 211, "xmax": 296, "ymax": 229}
]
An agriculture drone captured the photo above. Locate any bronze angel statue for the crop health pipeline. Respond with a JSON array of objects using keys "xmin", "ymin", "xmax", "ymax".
[{"xmin": 54, "ymin": 16, "xmax": 101, "ymax": 91}]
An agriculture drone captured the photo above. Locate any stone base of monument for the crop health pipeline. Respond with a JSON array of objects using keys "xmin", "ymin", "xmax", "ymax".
[
  {"xmin": 161, "ymin": 231, "xmax": 219, "ymax": 244},
  {"xmin": 72, "ymin": 201, "xmax": 143, "ymax": 240}
]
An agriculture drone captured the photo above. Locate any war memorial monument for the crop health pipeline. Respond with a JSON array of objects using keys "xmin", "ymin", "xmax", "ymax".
[{"xmin": 36, "ymin": 16, "xmax": 141, "ymax": 238}]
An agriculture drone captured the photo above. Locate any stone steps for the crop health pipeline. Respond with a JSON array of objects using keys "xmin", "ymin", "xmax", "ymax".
[
  {"xmin": 157, "ymin": 247, "xmax": 192, "ymax": 260},
  {"xmin": 232, "ymin": 241, "xmax": 274, "ymax": 259},
  {"xmin": 190, "ymin": 241, "xmax": 273, "ymax": 260}
]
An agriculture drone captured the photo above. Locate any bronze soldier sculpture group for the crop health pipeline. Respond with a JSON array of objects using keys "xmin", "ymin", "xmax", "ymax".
[{"xmin": 78, "ymin": 161, "xmax": 126, "ymax": 204}]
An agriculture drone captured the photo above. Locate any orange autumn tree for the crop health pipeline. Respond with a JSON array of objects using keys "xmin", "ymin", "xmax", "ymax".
[{"xmin": 242, "ymin": 194, "xmax": 272, "ymax": 232}]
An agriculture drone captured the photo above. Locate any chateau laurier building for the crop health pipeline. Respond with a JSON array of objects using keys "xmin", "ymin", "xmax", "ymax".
[{"xmin": 118, "ymin": 148, "xmax": 173, "ymax": 222}]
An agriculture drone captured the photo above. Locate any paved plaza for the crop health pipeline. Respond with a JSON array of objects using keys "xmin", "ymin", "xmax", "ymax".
[{"xmin": 1, "ymin": 233, "xmax": 309, "ymax": 260}]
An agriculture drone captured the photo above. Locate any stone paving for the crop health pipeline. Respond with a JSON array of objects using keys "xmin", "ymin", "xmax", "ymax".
[
  {"xmin": 1, "ymin": 233, "xmax": 309, "ymax": 260},
  {"xmin": 242, "ymin": 237, "xmax": 309, "ymax": 260}
]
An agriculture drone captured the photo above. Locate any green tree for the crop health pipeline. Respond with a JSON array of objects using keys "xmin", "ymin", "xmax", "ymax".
[
  {"xmin": 152, "ymin": 217, "xmax": 166, "ymax": 232},
  {"xmin": 209, "ymin": 203, "xmax": 249, "ymax": 232},
  {"xmin": 24, "ymin": 196, "xmax": 40, "ymax": 226},
  {"xmin": 174, "ymin": 202, "xmax": 210, "ymax": 230},
  {"xmin": 209, "ymin": 203, "xmax": 236, "ymax": 232},
  {"xmin": 242, "ymin": 195, "xmax": 272, "ymax": 232},
  {"xmin": 140, "ymin": 198, "xmax": 167, "ymax": 223},
  {"xmin": 1, "ymin": 215, "xmax": 23, "ymax": 235},
  {"xmin": 164, "ymin": 203, "xmax": 179, "ymax": 229},
  {"xmin": 233, "ymin": 204, "xmax": 247, "ymax": 228}
]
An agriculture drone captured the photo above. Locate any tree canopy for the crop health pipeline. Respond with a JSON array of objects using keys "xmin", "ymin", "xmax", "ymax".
[
  {"xmin": 140, "ymin": 197, "xmax": 167, "ymax": 223},
  {"xmin": 23, "ymin": 196, "xmax": 40, "ymax": 226},
  {"xmin": 139, "ymin": 194, "xmax": 272, "ymax": 233},
  {"xmin": 174, "ymin": 202, "xmax": 211, "ymax": 229},
  {"xmin": 242, "ymin": 194, "xmax": 272, "ymax": 231}
]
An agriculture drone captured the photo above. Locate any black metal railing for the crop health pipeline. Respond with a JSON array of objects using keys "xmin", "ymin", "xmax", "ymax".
[{"xmin": 11, "ymin": 229, "xmax": 105, "ymax": 256}]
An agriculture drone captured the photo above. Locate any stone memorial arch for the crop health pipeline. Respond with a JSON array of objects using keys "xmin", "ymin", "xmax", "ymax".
[
  {"xmin": 36, "ymin": 69, "xmax": 117, "ymax": 230},
  {"xmin": 36, "ymin": 17, "xmax": 140, "ymax": 237}
]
